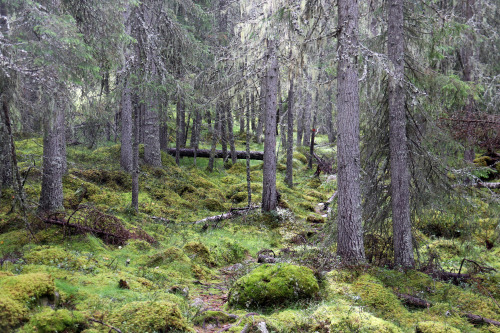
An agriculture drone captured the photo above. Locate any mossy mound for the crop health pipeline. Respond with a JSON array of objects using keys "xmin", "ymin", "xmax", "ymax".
[
  {"xmin": 146, "ymin": 247, "xmax": 190, "ymax": 267},
  {"xmin": 351, "ymin": 274, "xmax": 410, "ymax": 326},
  {"xmin": 183, "ymin": 241, "xmax": 216, "ymax": 267},
  {"xmin": 202, "ymin": 198, "xmax": 226, "ymax": 211},
  {"xmin": 108, "ymin": 300, "xmax": 194, "ymax": 332},
  {"xmin": 0, "ymin": 272, "xmax": 55, "ymax": 304},
  {"xmin": 416, "ymin": 321, "xmax": 461, "ymax": 333},
  {"xmin": 473, "ymin": 156, "xmax": 494, "ymax": 167},
  {"xmin": 0, "ymin": 296, "xmax": 27, "ymax": 331},
  {"xmin": 19, "ymin": 308, "xmax": 88, "ymax": 333},
  {"xmin": 24, "ymin": 246, "xmax": 86, "ymax": 270},
  {"xmin": 293, "ymin": 152, "xmax": 308, "ymax": 164},
  {"xmin": 228, "ymin": 263, "xmax": 319, "ymax": 309},
  {"xmin": 311, "ymin": 303, "xmax": 403, "ymax": 333},
  {"xmin": 0, "ymin": 273, "xmax": 55, "ymax": 331}
]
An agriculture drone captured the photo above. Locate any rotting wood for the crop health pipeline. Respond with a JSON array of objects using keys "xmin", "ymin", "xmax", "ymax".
[
  {"xmin": 166, "ymin": 148, "xmax": 264, "ymax": 160},
  {"xmin": 463, "ymin": 313, "xmax": 500, "ymax": 327},
  {"xmin": 396, "ymin": 293, "xmax": 432, "ymax": 308},
  {"xmin": 476, "ymin": 182, "xmax": 500, "ymax": 189},
  {"xmin": 193, "ymin": 206, "xmax": 259, "ymax": 225}
]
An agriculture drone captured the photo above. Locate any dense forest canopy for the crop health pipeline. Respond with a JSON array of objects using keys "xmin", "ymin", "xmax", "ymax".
[{"xmin": 0, "ymin": 0, "xmax": 499, "ymax": 332}]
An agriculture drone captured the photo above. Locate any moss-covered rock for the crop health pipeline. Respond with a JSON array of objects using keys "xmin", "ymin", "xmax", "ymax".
[
  {"xmin": 416, "ymin": 321, "xmax": 461, "ymax": 333},
  {"xmin": 228, "ymin": 263, "xmax": 319, "ymax": 309},
  {"xmin": 293, "ymin": 152, "xmax": 308, "ymax": 164},
  {"xmin": 306, "ymin": 214, "xmax": 325, "ymax": 224},
  {"xmin": 108, "ymin": 301, "xmax": 194, "ymax": 332},
  {"xmin": 19, "ymin": 308, "xmax": 88, "ymax": 333},
  {"xmin": 473, "ymin": 156, "xmax": 493, "ymax": 167}
]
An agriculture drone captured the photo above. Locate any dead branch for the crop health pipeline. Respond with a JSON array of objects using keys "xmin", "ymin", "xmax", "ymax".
[
  {"xmin": 193, "ymin": 206, "xmax": 259, "ymax": 225},
  {"xmin": 39, "ymin": 206, "xmax": 155, "ymax": 245},
  {"xmin": 459, "ymin": 258, "xmax": 497, "ymax": 274}
]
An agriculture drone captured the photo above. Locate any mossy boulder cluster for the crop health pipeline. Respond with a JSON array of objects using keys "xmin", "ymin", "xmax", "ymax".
[{"xmin": 228, "ymin": 263, "xmax": 319, "ymax": 309}]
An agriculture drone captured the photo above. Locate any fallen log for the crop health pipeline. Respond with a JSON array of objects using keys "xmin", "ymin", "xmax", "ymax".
[
  {"xmin": 193, "ymin": 206, "xmax": 259, "ymax": 225},
  {"xmin": 463, "ymin": 313, "xmax": 500, "ymax": 327},
  {"xmin": 396, "ymin": 293, "xmax": 432, "ymax": 308},
  {"xmin": 166, "ymin": 148, "xmax": 264, "ymax": 160},
  {"xmin": 429, "ymin": 271, "xmax": 471, "ymax": 284}
]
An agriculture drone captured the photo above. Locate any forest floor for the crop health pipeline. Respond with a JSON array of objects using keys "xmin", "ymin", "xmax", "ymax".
[{"xmin": 1, "ymin": 135, "xmax": 499, "ymax": 332}]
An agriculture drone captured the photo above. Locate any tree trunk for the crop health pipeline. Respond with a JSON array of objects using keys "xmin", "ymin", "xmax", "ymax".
[
  {"xmin": 246, "ymin": 91, "xmax": 252, "ymax": 207},
  {"xmin": 285, "ymin": 73, "xmax": 294, "ymax": 188},
  {"xmin": 262, "ymin": 40, "xmax": 279, "ymax": 212},
  {"xmin": 325, "ymin": 87, "xmax": 335, "ymax": 143},
  {"xmin": 336, "ymin": 0, "xmax": 365, "ymax": 264},
  {"xmin": 296, "ymin": 86, "xmax": 304, "ymax": 146},
  {"xmin": 308, "ymin": 113, "xmax": 316, "ymax": 169},
  {"xmin": 220, "ymin": 101, "xmax": 228, "ymax": 160},
  {"xmin": 39, "ymin": 95, "xmax": 65, "ymax": 212},
  {"xmin": 251, "ymin": 92, "xmax": 256, "ymax": 133},
  {"xmin": 239, "ymin": 93, "xmax": 245, "ymax": 136},
  {"xmin": 120, "ymin": 78, "xmax": 133, "ymax": 172},
  {"xmin": 143, "ymin": 57, "xmax": 162, "ymax": 167},
  {"xmin": 256, "ymin": 76, "xmax": 265, "ymax": 144},
  {"xmin": 388, "ymin": 0, "xmax": 415, "ymax": 268},
  {"xmin": 208, "ymin": 107, "xmax": 218, "ymax": 172},
  {"xmin": 176, "ymin": 98, "xmax": 183, "ymax": 166},
  {"xmin": 462, "ymin": 0, "xmax": 476, "ymax": 162},
  {"xmin": 0, "ymin": 106, "xmax": 13, "ymax": 188},
  {"xmin": 131, "ymin": 98, "xmax": 139, "ymax": 212},
  {"xmin": 160, "ymin": 104, "xmax": 169, "ymax": 151},
  {"xmin": 302, "ymin": 84, "xmax": 312, "ymax": 147},
  {"xmin": 227, "ymin": 101, "xmax": 237, "ymax": 164}
]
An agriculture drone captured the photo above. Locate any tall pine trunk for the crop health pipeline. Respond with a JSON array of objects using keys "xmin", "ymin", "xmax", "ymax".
[
  {"xmin": 39, "ymin": 94, "xmax": 65, "ymax": 212},
  {"xmin": 262, "ymin": 40, "xmax": 279, "ymax": 212},
  {"xmin": 120, "ymin": 78, "xmax": 133, "ymax": 172},
  {"xmin": 285, "ymin": 73, "xmax": 294, "ymax": 188},
  {"xmin": 336, "ymin": 0, "xmax": 365, "ymax": 264},
  {"xmin": 388, "ymin": 0, "xmax": 415, "ymax": 268}
]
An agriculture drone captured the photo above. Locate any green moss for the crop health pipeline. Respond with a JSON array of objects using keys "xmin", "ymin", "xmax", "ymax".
[
  {"xmin": 210, "ymin": 238, "xmax": 247, "ymax": 266},
  {"xmin": 202, "ymin": 198, "xmax": 226, "ymax": 211},
  {"xmin": 0, "ymin": 295, "xmax": 27, "ymax": 331},
  {"xmin": 19, "ymin": 308, "xmax": 87, "ymax": 333},
  {"xmin": 183, "ymin": 241, "xmax": 216, "ymax": 267},
  {"xmin": 193, "ymin": 310, "xmax": 237, "ymax": 326},
  {"xmin": 0, "ymin": 273, "xmax": 55, "ymax": 304},
  {"xmin": 311, "ymin": 303, "xmax": 403, "ymax": 333},
  {"xmin": 416, "ymin": 321, "xmax": 461, "ymax": 333},
  {"xmin": 306, "ymin": 214, "xmax": 325, "ymax": 223},
  {"xmin": 146, "ymin": 247, "xmax": 190, "ymax": 267},
  {"xmin": 473, "ymin": 156, "xmax": 493, "ymax": 167},
  {"xmin": 108, "ymin": 301, "xmax": 194, "ymax": 332},
  {"xmin": 293, "ymin": 152, "xmax": 308, "ymax": 164},
  {"xmin": 24, "ymin": 246, "xmax": 86, "ymax": 270},
  {"xmin": 230, "ymin": 191, "xmax": 248, "ymax": 203},
  {"xmin": 228, "ymin": 263, "xmax": 319, "ymax": 309},
  {"xmin": 352, "ymin": 274, "xmax": 410, "ymax": 327}
]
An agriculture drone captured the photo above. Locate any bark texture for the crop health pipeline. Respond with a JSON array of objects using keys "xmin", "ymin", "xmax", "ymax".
[
  {"xmin": 388, "ymin": 0, "xmax": 415, "ymax": 268},
  {"xmin": 120, "ymin": 78, "xmax": 133, "ymax": 172},
  {"xmin": 39, "ymin": 94, "xmax": 66, "ymax": 212},
  {"xmin": 336, "ymin": 0, "xmax": 365, "ymax": 264},
  {"xmin": 285, "ymin": 75, "xmax": 294, "ymax": 188},
  {"xmin": 262, "ymin": 40, "xmax": 279, "ymax": 212}
]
